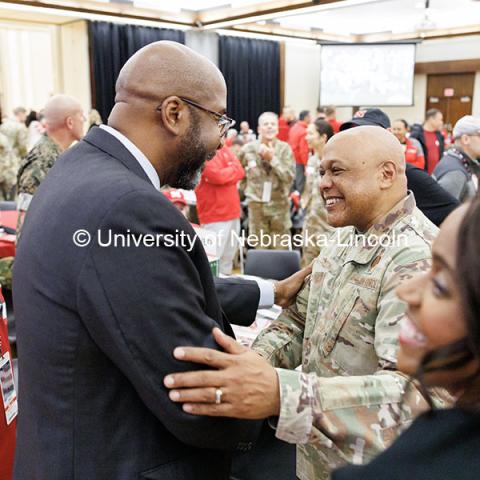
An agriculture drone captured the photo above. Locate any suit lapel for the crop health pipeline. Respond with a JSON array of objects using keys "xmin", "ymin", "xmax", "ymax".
[{"xmin": 83, "ymin": 126, "xmax": 153, "ymax": 187}]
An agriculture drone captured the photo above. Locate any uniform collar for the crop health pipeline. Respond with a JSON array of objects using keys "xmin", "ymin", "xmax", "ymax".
[{"xmin": 344, "ymin": 192, "xmax": 416, "ymax": 265}]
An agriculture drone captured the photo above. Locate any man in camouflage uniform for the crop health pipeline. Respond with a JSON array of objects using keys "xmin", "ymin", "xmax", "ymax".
[
  {"xmin": 17, "ymin": 94, "xmax": 84, "ymax": 240},
  {"xmin": 163, "ymin": 126, "xmax": 445, "ymax": 480},
  {"xmin": 239, "ymin": 112, "xmax": 295, "ymax": 249},
  {"xmin": 0, "ymin": 107, "xmax": 28, "ymax": 200}
]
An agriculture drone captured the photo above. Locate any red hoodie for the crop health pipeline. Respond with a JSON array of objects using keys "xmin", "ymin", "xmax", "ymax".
[
  {"xmin": 288, "ymin": 120, "xmax": 309, "ymax": 165},
  {"xmin": 195, "ymin": 146, "xmax": 245, "ymax": 224}
]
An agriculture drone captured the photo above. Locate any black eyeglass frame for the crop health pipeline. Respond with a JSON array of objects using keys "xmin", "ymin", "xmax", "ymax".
[{"xmin": 156, "ymin": 97, "xmax": 235, "ymax": 136}]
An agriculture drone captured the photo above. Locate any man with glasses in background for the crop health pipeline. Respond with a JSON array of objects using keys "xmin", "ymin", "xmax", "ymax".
[{"xmin": 433, "ymin": 115, "xmax": 480, "ymax": 202}]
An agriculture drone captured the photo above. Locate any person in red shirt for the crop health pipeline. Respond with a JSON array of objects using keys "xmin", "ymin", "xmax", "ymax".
[
  {"xmin": 392, "ymin": 119, "xmax": 425, "ymax": 170},
  {"xmin": 195, "ymin": 145, "xmax": 245, "ymax": 275},
  {"xmin": 410, "ymin": 109, "xmax": 445, "ymax": 174},
  {"xmin": 277, "ymin": 106, "xmax": 296, "ymax": 142},
  {"xmin": 288, "ymin": 109, "xmax": 311, "ymax": 193},
  {"xmin": 324, "ymin": 105, "xmax": 342, "ymax": 133}
]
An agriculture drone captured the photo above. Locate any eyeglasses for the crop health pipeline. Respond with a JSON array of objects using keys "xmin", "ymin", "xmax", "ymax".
[{"xmin": 156, "ymin": 97, "xmax": 235, "ymax": 137}]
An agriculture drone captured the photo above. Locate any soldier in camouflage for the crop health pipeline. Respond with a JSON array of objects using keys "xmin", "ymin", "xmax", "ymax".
[
  {"xmin": 0, "ymin": 107, "xmax": 28, "ymax": 200},
  {"xmin": 301, "ymin": 119, "xmax": 335, "ymax": 266},
  {"xmin": 163, "ymin": 126, "xmax": 447, "ymax": 480},
  {"xmin": 239, "ymin": 112, "xmax": 295, "ymax": 249},
  {"xmin": 17, "ymin": 95, "xmax": 84, "ymax": 240}
]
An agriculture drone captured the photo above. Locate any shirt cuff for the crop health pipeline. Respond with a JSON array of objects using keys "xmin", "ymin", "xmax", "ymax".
[
  {"xmin": 255, "ymin": 278, "xmax": 275, "ymax": 308},
  {"xmin": 274, "ymin": 368, "xmax": 315, "ymax": 444}
]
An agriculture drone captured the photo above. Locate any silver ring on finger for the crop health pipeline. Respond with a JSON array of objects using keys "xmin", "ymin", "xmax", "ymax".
[{"xmin": 215, "ymin": 388, "xmax": 223, "ymax": 405}]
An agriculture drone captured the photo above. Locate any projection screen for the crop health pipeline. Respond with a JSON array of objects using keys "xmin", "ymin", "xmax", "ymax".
[{"xmin": 319, "ymin": 43, "xmax": 416, "ymax": 106}]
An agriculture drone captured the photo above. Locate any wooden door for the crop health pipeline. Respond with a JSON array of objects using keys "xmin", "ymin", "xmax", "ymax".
[{"xmin": 426, "ymin": 73, "xmax": 475, "ymax": 131}]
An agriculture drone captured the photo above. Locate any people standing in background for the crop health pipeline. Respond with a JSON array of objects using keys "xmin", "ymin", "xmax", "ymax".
[
  {"xmin": 16, "ymin": 94, "xmax": 84, "ymax": 240},
  {"xmin": 301, "ymin": 118, "xmax": 334, "ymax": 267},
  {"xmin": 277, "ymin": 105, "xmax": 296, "ymax": 142},
  {"xmin": 315, "ymin": 106, "xmax": 326, "ymax": 120},
  {"xmin": 0, "ymin": 126, "xmax": 16, "ymax": 201},
  {"xmin": 162, "ymin": 189, "xmax": 190, "ymax": 219},
  {"xmin": 224, "ymin": 128, "xmax": 237, "ymax": 148},
  {"xmin": 88, "ymin": 109, "xmax": 102, "ymax": 130},
  {"xmin": 392, "ymin": 119, "xmax": 425, "ymax": 170},
  {"xmin": 410, "ymin": 109, "xmax": 445, "ymax": 174},
  {"xmin": 239, "ymin": 112, "xmax": 294, "ymax": 249},
  {"xmin": 0, "ymin": 107, "xmax": 28, "ymax": 200},
  {"xmin": 25, "ymin": 110, "xmax": 45, "ymax": 151},
  {"xmin": 324, "ymin": 105, "xmax": 342, "ymax": 133},
  {"xmin": 196, "ymin": 145, "xmax": 245, "ymax": 275},
  {"xmin": 238, "ymin": 121, "xmax": 256, "ymax": 144},
  {"xmin": 433, "ymin": 115, "xmax": 480, "ymax": 202},
  {"xmin": 288, "ymin": 109, "xmax": 311, "ymax": 193}
]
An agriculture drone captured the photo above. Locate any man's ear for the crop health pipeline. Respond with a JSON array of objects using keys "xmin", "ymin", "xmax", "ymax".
[
  {"xmin": 378, "ymin": 161, "xmax": 396, "ymax": 189},
  {"xmin": 65, "ymin": 116, "xmax": 74, "ymax": 131},
  {"xmin": 160, "ymin": 96, "xmax": 187, "ymax": 136}
]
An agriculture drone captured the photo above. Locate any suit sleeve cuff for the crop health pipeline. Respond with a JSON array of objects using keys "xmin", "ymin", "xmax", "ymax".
[
  {"xmin": 255, "ymin": 278, "xmax": 275, "ymax": 309},
  {"xmin": 274, "ymin": 368, "xmax": 315, "ymax": 444}
]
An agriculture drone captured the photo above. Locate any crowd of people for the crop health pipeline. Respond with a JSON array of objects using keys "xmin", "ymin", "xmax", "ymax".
[{"xmin": 0, "ymin": 40, "xmax": 479, "ymax": 480}]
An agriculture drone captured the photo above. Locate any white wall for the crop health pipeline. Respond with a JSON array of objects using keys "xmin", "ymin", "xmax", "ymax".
[
  {"xmin": 0, "ymin": 19, "xmax": 91, "ymax": 118},
  {"xmin": 284, "ymin": 41, "xmax": 320, "ymax": 117},
  {"xmin": 284, "ymin": 35, "xmax": 480, "ymax": 124},
  {"xmin": 58, "ymin": 21, "xmax": 92, "ymax": 117},
  {"xmin": 0, "ymin": 20, "xmax": 60, "ymax": 115}
]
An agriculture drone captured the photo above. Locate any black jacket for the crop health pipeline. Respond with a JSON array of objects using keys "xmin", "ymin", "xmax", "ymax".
[
  {"xmin": 13, "ymin": 127, "xmax": 259, "ymax": 480},
  {"xmin": 333, "ymin": 407, "xmax": 480, "ymax": 480},
  {"xmin": 410, "ymin": 124, "xmax": 445, "ymax": 172},
  {"xmin": 406, "ymin": 164, "xmax": 459, "ymax": 226}
]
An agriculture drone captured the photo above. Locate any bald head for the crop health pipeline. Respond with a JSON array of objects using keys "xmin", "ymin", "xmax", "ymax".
[
  {"xmin": 44, "ymin": 95, "xmax": 83, "ymax": 131},
  {"xmin": 320, "ymin": 126, "xmax": 408, "ymax": 231},
  {"xmin": 115, "ymin": 41, "xmax": 226, "ymax": 107},
  {"xmin": 108, "ymin": 41, "xmax": 229, "ymax": 190},
  {"xmin": 325, "ymin": 125, "xmax": 406, "ymax": 174}
]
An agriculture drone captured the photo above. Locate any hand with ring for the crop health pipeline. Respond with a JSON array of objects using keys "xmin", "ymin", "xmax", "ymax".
[{"xmin": 164, "ymin": 328, "xmax": 281, "ymax": 419}]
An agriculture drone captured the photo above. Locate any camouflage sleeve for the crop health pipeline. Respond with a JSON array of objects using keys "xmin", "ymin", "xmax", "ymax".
[
  {"xmin": 273, "ymin": 250, "xmax": 445, "ymax": 462},
  {"xmin": 269, "ymin": 144, "xmax": 295, "ymax": 185},
  {"xmin": 17, "ymin": 161, "xmax": 45, "ymax": 196},
  {"xmin": 17, "ymin": 125, "xmax": 28, "ymax": 158},
  {"xmin": 238, "ymin": 145, "xmax": 253, "ymax": 192},
  {"xmin": 251, "ymin": 274, "xmax": 310, "ymax": 369}
]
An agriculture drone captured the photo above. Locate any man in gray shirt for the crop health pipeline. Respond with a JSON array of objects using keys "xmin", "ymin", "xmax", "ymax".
[{"xmin": 433, "ymin": 115, "xmax": 480, "ymax": 202}]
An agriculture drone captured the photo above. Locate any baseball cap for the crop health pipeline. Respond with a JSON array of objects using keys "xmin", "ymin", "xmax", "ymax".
[
  {"xmin": 163, "ymin": 189, "xmax": 187, "ymax": 207},
  {"xmin": 340, "ymin": 108, "xmax": 391, "ymax": 131},
  {"xmin": 453, "ymin": 115, "xmax": 480, "ymax": 139}
]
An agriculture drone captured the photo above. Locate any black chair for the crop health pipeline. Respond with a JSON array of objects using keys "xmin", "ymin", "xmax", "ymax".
[
  {"xmin": 244, "ymin": 249, "xmax": 301, "ymax": 280},
  {"xmin": 0, "ymin": 201, "xmax": 16, "ymax": 211}
]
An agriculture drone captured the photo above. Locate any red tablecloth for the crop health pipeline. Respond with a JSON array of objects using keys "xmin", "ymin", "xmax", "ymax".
[{"xmin": 0, "ymin": 212, "xmax": 17, "ymax": 258}]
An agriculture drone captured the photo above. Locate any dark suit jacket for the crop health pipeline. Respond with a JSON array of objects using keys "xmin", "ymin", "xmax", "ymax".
[
  {"xmin": 214, "ymin": 277, "xmax": 259, "ymax": 327},
  {"xmin": 13, "ymin": 127, "xmax": 258, "ymax": 480}
]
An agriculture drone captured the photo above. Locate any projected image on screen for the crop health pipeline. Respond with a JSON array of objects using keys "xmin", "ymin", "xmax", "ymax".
[{"xmin": 320, "ymin": 44, "xmax": 416, "ymax": 106}]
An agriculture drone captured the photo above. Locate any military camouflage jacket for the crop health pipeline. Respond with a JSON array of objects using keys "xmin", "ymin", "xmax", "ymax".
[
  {"xmin": 16, "ymin": 134, "xmax": 61, "ymax": 239},
  {"xmin": 0, "ymin": 131, "xmax": 16, "ymax": 185},
  {"xmin": 0, "ymin": 119, "xmax": 28, "ymax": 159},
  {"xmin": 252, "ymin": 193, "xmax": 441, "ymax": 480},
  {"xmin": 239, "ymin": 138, "xmax": 294, "ymax": 205}
]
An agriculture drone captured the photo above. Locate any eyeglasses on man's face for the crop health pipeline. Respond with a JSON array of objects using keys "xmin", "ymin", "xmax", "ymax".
[{"xmin": 156, "ymin": 97, "xmax": 235, "ymax": 137}]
